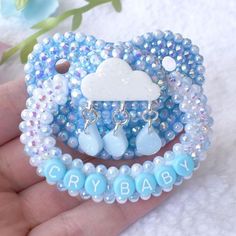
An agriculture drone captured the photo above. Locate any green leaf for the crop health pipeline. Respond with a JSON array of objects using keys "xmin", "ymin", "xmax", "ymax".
[
  {"xmin": 15, "ymin": 0, "xmax": 29, "ymax": 10},
  {"xmin": 0, "ymin": 46, "xmax": 20, "ymax": 65},
  {"xmin": 112, "ymin": 0, "xmax": 122, "ymax": 12},
  {"xmin": 72, "ymin": 14, "xmax": 82, "ymax": 31},
  {"xmin": 20, "ymin": 39, "xmax": 37, "ymax": 64},
  {"xmin": 0, "ymin": 0, "xmax": 119, "ymax": 65},
  {"xmin": 31, "ymin": 17, "xmax": 59, "ymax": 29}
]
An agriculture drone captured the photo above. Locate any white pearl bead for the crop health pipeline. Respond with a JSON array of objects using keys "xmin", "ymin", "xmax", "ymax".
[
  {"xmin": 143, "ymin": 161, "xmax": 154, "ymax": 172},
  {"xmin": 80, "ymin": 189, "xmax": 91, "ymax": 200},
  {"xmin": 83, "ymin": 163, "xmax": 95, "ymax": 174},
  {"xmin": 68, "ymin": 190, "xmax": 79, "ymax": 197},
  {"xmin": 54, "ymin": 94, "xmax": 67, "ymax": 105},
  {"xmin": 40, "ymin": 112, "xmax": 53, "ymax": 124},
  {"xmin": 153, "ymin": 156, "xmax": 165, "ymax": 166},
  {"xmin": 21, "ymin": 109, "xmax": 30, "ymax": 120},
  {"xmin": 36, "ymin": 166, "xmax": 44, "ymax": 176},
  {"xmin": 116, "ymin": 196, "xmax": 127, "ymax": 204},
  {"xmin": 19, "ymin": 121, "xmax": 27, "ymax": 132},
  {"xmin": 120, "ymin": 165, "xmax": 130, "ymax": 175},
  {"xmin": 92, "ymin": 195, "xmax": 103, "ymax": 203},
  {"xmin": 131, "ymin": 163, "xmax": 143, "ymax": 177},
  {"xmin": 61, "ymin": 154, "xmax": 72, "ymax": 165},
  {"xmin": 96, "ymin": 164, "xmax": 107, "ymax": 174},
  {"xmin": 43, "ymin": 137, "xmax": 56, "ymax": 148},
  {"xmin": 20, "ymin": 133, "xmax": 29, "ymax": 144},
  {"xmin": 173, "ymin": 143, "xmax": 184, "ymax": 153},
  {"xmin": 33, "ymin": 88, "xmax": 44, "ymax": 98},
  {"xmin": 52, "ymin": 74, "xmax": 68, "ymax": 95},
  {"xmin": 106, "ymin": 166, "xmax": 119, "ymax": 180},
  {"xmin": 162, "ymin": 56, "xmax": 177, "ymax": 72},
  {"xmin": 72, "ymin": 159, "xmax": 83, "ymax": 169}
]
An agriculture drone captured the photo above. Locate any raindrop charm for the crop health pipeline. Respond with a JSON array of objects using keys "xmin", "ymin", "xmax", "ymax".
[
  {"xmin": 103, "ymin": 126, "xmax": 128, "ymax": 158},
  {"xmin": 79, "ymin": 57, "xmax": 161, "ymax": 158},
  {"xmin": 79, "ymin": 101, "xmax": 103, "ymax": 156},
  {"xmin": 103, "ymin": 102, "xmax": 129, "ymax": 157},
  {"xmin": 136, "ymin": 102, "xmax": 162, "ymax": 155}
]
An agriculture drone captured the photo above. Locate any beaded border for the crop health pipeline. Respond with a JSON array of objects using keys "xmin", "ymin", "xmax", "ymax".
[{"xmin": 20, "ymin": 70, "xmax": 213, "ymax": 203}]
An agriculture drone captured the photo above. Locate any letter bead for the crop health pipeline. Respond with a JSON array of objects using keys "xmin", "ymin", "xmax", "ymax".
[
  {"xmin": 172, "ymin": 153, "xmax": 194, "ymax": 177},
  {"xmin": 85, "ymin": 173, "xmax": 107, "ymax": 196},
  {"xmin": 63, "ymin": 169, "xmax": 85, "ymax": 191},
  {"xmin": 154, "ymin": 165, "xmax": 176, "ymax": 189},
  {"xmin": 44, "ymin": 159, "xmax": 66, "ymax": 183},
  {"xmin": 114, "ymin": 175, "xmax": 135, "ymax": 199},
  {"xmin": 135, "ymin": 173, "xmax": 157, "ymax": 196}
]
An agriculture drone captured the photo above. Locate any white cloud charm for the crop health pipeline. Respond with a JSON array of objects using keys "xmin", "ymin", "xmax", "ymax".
[{"xmin": 81, "ymin": 58, "xmax": 160, "ymax": 101}]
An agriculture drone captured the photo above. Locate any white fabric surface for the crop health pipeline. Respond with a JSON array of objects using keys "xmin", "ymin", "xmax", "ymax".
[{"xmin": 0, "ymin": 0, "xmax": 236, "ymax": 235}]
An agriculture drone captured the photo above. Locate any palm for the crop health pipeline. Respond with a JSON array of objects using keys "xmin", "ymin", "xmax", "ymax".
[{"xmin": 0, "ymin": 78, "xmax": 171, "ymax": 236}]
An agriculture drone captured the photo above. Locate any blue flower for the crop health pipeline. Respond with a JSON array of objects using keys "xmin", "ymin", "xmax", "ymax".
[{"xmin": 0, "ymin": 0, "xmax": 59, "ymax": 25}]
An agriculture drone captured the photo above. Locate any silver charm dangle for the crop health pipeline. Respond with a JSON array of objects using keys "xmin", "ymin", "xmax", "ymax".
[
  {"xmin": 80, "ymin": 57, "xmax": 161, "ymax": 158},
  {"xmin": 103, "ymin": 101, "xmax": 129, "ymax": 158},
  {"xmin": 136, "ymin": 101, "xmax": 162, "ymax": 155},
  {"xmin": 78, "ymin": 101, "xmax": 104, "ymax": 156}
]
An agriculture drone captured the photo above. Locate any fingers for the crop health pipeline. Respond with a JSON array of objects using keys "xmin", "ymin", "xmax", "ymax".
[
  {"xmin": 0, "ymin": 138, "xmax": 87, "ymax": 192},
  {"xmin": 18, "ymin": 138, "xmax": 173, "ymax": 230},
  {"xmin": 0, "ymin": 192, "xmax": 30, "ymax": 236},
  {"xmin": 28, "ymin": 193, "xmax": 170, "ymax": 236},
  {"xmin": 17, "ymin": 137, "xmax": 177, "ymax": 230},
  {"xmin": 0, "ymin": 130, "xmax": 179, "ymax": 193},
  {"xmin": 0, "ymin": 138, "xmax": 42, "ymax": 192},
  {"xmin": 20, "ymin": 181, "xmax": 83, "ymax": 228},
  {"xmin": 0, "ymin": 79, "xmax": 26, "ymax": 145},
  {"xmin": 0, "ymin": 61, "xmax": 74, "ymax": 145}
]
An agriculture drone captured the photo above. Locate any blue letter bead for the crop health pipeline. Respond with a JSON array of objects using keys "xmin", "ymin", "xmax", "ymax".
[
  {"xmin": 135, "ymin": 173, "xmax": 157, "ymax": 197},
  {"xmin": 172, "ymin": 153, "xmax": 194, "ymax": 177},
  {"xmin": 154, "ymin": 165, "xmax": 177, "ymax": 189},
  {"xmin": 114, "ymin": 175, "xmax": 135, "ymax": 199},
  {"xmin": 85, "ymin": 173, "xmax": 107, "ymax": 196},
  {"xmin": 44, "ymin": 159, "xmax": 66, "ymax": 183},
  {"xmin": 63, "ymin": 169, "xmax": 85, "ymax": 191}
]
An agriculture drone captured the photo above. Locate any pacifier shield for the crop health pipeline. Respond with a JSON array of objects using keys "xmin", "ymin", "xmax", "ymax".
[{"xmin": 24, "ymin": 30, "xmax": 205, "ymax": 159}]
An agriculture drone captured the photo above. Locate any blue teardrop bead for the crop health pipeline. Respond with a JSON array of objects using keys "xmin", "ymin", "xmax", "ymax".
[
  {"xmin": 136, "ymin": 123, "xmax": 162, "ymax": 155},
  {"xmin": 79, "ymin": 124, "xmax": 103, "ymax": 156},
  {"xmin": 103, "ymin": 126, "xmax": 128, "ymax": 157}
]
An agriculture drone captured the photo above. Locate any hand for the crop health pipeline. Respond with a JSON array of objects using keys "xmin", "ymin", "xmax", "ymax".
[{"xmin": 0, "ymin": 67, "xmax": 175, "ymax": 236}]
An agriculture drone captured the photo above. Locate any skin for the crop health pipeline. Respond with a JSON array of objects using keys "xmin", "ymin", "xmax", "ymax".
[{"xmin": 0, "ymin": 44, "xmax": 176, "ymax": 236}]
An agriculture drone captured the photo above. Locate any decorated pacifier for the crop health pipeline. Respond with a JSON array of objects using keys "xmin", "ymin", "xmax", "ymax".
[{"xmin": 20, "ymin": 31, "xmax": 213, "ymax": 203}]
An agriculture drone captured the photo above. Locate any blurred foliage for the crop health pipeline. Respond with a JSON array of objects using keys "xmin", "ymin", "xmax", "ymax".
[{"xmin": 0, "ymin": 0, "xmax": 122, "ymax": 65}]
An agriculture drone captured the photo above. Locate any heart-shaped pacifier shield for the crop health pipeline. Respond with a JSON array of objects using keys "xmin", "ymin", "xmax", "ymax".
[
  {"xmin": 25, "ymin": 30, "xmax": 205, "ymax": 160},
  {"xmin": 21, "ymin": 30, "xmax": 212, "ymax": 203}
]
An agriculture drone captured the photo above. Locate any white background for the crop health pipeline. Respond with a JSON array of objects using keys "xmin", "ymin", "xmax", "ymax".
[{"xmin": 0, "ymin": 0, "xmax": 236, "ymax": 235}]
